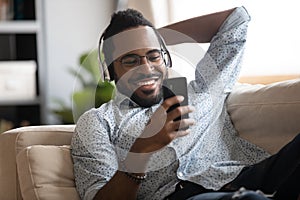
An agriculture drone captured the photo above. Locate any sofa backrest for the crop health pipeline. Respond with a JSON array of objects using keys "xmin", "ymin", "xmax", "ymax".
[
  {"xmin": 227, "ymin": 78, "xmax": 300, "ymax": 154},
  {"xmin": 1, "ymin": 78, "xmax": 300, "ymax": 200}
]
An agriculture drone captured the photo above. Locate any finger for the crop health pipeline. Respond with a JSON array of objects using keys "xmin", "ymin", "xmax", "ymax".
[
  {"xmin": 170, "ymin": 118, "xmax": 195, "ymax": 131},
  {"xmin": 172, "ymin": 128, "xmax": 191, "ymax": 138},
  {"xmin": 140, "ymin": 106, "xmax": 167, "ymax": 138},
  {"xmin": 167, "ymin": 105, "xmax": 195, "ymax": 122},
  {"xmin": 161, "ymin": 95, "xmax": 184, "ymax": 111}
]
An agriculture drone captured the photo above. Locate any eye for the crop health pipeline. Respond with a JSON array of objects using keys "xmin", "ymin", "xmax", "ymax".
[
  {"xmin": 121, "ymin": 55, "xmax": 138, "ymax": 66},
  {"xmin": 147, "ymin": 51, "xmax": 162, "ymax": 62}
]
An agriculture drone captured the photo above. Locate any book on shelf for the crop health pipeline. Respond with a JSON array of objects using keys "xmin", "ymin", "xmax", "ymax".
[
  {"xmin": 13, "ymin": 0, "xmax": 35, "ymax": 20},
  {"xmin": 0, "ymin": 0, "xmax": 35, "ymax": 21},
  {"xmin": 0, "ymin": 0, "xmax": 13, "ymax": 21}
]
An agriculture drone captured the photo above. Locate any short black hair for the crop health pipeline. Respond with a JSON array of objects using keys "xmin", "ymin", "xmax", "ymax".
[
  {"xmin": 103, "ymin": 9, "xmax": 154, "ymax": 40},
  {"xmin": 100, "ymin": 9, "xmax": 154, "ymax": 80}
]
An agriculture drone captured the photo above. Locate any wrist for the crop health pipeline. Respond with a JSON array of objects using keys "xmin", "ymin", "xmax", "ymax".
[
  {"xmin": 131, "ymin": 136, "xmax": 165, "ymax": 154},
  {"xmin": 130, "ymin": 138, "xmax": 153, "ymax": 153},
  {"xmin": 119, "ymin": 152, "xmax": 151, "ymax": 173},
  {"xmin": 123, "ymin": 172, "xmax": 147, "ymax": 184}
]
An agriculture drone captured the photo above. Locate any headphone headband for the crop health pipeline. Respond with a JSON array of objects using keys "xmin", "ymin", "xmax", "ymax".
[{"xmin": 98, "ymin": 27, "xmax": 172, "ymax": 81}]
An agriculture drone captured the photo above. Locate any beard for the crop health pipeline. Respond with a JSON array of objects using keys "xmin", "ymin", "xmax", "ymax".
[
  {"xmin": 130, "ymin": 87, "xmax": 163, "ymax": 107},
  {"xmin": 114, "ymin": 71, "xmax": 166, "ymax": 108}
]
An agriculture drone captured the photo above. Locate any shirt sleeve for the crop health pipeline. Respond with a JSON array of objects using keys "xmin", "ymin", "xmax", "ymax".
[
  {"xmin": 193, "ymin": 6, "xmax": 251, "ymax": 94},
  {"xmin": 71, "ymin": 108, "xmax": 118, "ymax": 200}
]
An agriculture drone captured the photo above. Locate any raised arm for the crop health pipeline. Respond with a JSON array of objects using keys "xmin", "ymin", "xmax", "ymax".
[{"xmin": 158, "ymin": 8, "xmax": 235, "ymax": 44}]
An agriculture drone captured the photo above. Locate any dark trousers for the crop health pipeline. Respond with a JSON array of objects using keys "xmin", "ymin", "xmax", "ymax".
[
  {"xmin": 165, "ymin": 133, "xmax": 300, "ymax": 200},
  {"xmin": 228, "ymin": 133, "xmax": 300, "ymax": 200},
  {"xmin": 187, "ymin": 190, "xmax": 272, "ymax": 200}
]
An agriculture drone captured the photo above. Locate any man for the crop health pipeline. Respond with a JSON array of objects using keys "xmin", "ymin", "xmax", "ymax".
[{"xmin": 71, "ymin": 6, "xmax": 300, "ymax": 200}]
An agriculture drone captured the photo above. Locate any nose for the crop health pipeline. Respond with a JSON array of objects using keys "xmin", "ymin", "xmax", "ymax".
[
  {"xmin": 138, "ymin": 56, "xmax": 153, "ymax": 73},
  {"xmin": 139, "ymin": 56, "xmax": 148, "ymax": 65}
]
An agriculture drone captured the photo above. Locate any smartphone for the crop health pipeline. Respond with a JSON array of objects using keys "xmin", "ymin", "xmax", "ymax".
[{"xmin": 163, "ymin": 77, "xmax": 189, "ymax": 121}]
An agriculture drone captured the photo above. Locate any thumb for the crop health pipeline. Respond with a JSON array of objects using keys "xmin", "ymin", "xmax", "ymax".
[{"xmin": 139, "ymin": 106, "xmax": 167, "ymax": 138}]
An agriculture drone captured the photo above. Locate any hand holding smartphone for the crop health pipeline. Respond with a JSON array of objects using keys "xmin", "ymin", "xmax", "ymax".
[{"xmin": 163, "ymin": 77, "xmax": 189, "ymax": 121}]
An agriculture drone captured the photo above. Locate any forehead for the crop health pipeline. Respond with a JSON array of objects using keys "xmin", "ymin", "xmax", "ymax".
[{"xmin": 105, "ymin": 26, "xmax": 161, "ymax": 60}]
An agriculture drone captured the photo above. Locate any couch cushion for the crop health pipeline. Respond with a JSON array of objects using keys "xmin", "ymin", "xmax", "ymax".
[
  {"xmin": 0, "ymin": 125, "xmax": 75, "ymax": 200},
  {"xmin": 16, "ymin": 145, "xmax": 80, "ymax": 200},
  {"xmin": 227, "ymin": 78, "xmax": 300, "ymax": 154}
]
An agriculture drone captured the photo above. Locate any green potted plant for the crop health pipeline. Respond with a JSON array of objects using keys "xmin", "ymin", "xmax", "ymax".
[{"xmin": 53, "ymin": 50, "xmax": 115, "ymax": 124}]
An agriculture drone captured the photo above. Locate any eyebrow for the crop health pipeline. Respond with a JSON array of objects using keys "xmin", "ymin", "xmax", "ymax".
[{"xmin": 123, "ymin": 49, "xmax": 161, "ymax": 57}]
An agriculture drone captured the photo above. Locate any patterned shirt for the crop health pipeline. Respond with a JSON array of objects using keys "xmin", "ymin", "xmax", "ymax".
[{"xmin": 71, "ymin": 7, "xmax": 270, "ymax": 200}]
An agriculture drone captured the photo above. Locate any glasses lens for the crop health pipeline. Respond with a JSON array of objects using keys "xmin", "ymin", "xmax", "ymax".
[
  {"xmin": 147, "ymin": 50, "xmax": 163, "ymax": 65},
  {"xmin": 121, "ymin": 55, "xmax": 139, "ymax": 68}
]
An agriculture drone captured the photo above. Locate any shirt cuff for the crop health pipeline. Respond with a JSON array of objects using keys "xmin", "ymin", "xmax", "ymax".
[{"xmin": 218, "ymin": 6, "xmax": 251, "ymax": 33}]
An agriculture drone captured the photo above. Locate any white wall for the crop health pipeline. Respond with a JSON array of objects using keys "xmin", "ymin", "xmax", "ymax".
[
  {"xmin": 166, "ymin": 0, "xmax": 300, "ymax": 77},
  {"xmin": 43, "ymin": 0, "xmax": 115, "ymax": 124}
]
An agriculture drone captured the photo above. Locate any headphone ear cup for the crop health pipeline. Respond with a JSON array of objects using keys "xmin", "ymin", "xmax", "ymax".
[
  {"xmin": 155, "ymin": 29, "xmax": 172, "ymax": 68},
  {"xmin": 99, "ymin": 54, "xmax": 110, "ymax": 81},
  {"xmin": 107, "ymin": 63, "xmax": 114, "ymax": 81},
  {"xmin": 164, "ymin": 50, "xmax": 172, "ymax": 68},
  {"xmin": 102, "ymin": 62, "xmax": 111, "ymax": 81}
]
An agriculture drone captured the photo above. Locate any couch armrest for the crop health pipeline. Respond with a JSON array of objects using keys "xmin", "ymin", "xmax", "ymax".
[{"xmin": 0, "ymin": 125, "xmax": 75, "ymax": 200}]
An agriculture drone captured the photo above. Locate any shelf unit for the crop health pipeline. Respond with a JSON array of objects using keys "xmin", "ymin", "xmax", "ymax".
[
  {"xmin": 0, "ymin": 20, "xmax": 39, "ymax": 32},
  {"xmin": 0, "ymin": 0, "xmax": 45, "ymax": 131}
]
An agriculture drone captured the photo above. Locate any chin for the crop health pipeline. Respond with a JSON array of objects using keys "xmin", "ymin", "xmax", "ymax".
[{"xmin": 131, "ymin": 90, "xmax": 163, "ymax": 108}]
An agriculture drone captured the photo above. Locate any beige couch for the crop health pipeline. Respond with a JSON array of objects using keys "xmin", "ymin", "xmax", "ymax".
[{"xmin": 1, "ymin": 78, "xmax": 300, "ymax": 200}]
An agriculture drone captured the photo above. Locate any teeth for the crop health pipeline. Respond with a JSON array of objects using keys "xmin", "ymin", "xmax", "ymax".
[{"xmin": 137, "ymin": 80, "xmax": 155, "ymax": 86}]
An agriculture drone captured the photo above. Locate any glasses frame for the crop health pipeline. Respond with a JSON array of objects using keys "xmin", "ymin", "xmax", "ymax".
[{"xmin": 116, "ymin": 49, "xmax": 167, "ymax": 69}]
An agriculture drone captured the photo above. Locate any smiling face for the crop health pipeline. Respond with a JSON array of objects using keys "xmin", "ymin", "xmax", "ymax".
[
  {"xmin": 114, "ymin": 48, "xmax": 167, "ymax": 107},
  {"xmin": 109, "ymin": 26, "xmax": 168, "ymax": 107}
]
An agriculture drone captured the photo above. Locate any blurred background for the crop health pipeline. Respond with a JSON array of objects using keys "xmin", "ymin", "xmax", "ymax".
[{"xmin": 0, "ymin": 0, "xmax": 299, "ymax": 130}]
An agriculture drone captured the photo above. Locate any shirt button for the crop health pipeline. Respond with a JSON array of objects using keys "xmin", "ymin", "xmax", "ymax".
[{"xmin": 178, "ymin": 172, "xmax": 183, "ymax": 177}]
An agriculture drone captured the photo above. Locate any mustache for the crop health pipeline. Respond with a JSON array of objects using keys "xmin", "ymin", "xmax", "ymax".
[{"xmin": 129, "ymin": 72, "xmax": 162, "ymax": 83}]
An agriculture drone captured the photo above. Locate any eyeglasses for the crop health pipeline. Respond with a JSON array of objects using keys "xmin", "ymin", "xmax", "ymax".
[{"xmin": 117, "ymin": 49, "xmax": 165, "ymax": 69}]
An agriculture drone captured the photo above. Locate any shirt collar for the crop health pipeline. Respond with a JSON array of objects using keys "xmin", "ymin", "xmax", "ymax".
[
  {"xmin": 114, "ymin": 90, "xmax": 139, "ymax": 109},
  {"xmin": 113, "ymin": 90, "xmax": 162, "ymax": 110}
]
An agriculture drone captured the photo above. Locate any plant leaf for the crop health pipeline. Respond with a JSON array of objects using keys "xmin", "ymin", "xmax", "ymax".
[
  {"xmin": 79, "ymin": 50, "xmax": 101, "ymax": 84},
  {"xmin": 67, "ymin": 67, "xmax": 88, "ymax": 87},
  {"xmin": 95, "ymin": 81, "xmax": 116, "ymax": 107}
]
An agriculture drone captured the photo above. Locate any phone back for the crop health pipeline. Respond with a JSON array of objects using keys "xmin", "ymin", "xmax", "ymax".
[{"xmin": 163, "ymin": 77, "xmax": 189, "ymax": 120}]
